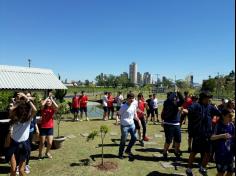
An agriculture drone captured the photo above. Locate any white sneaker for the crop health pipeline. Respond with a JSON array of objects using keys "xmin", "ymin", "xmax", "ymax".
[
  {"xmin": 86, "ymin": 118, "xmax": 90, "ymax": 121},
  {"xmin": 25, "ymin": 165, "xmax": 30, "ymax": 174}
]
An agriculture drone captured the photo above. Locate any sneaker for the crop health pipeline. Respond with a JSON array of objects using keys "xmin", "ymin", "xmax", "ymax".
[
  {"xmin": 188, "ymin": 147, "xmax": 191, "ymax": 153},
  {"xmin": 45, "ymin": 153, "xmax": 52, "ymax": 159},
  {"xmin": 143, "ymin": 136, "xmax": 150, "ymax": 141},
  {"xmin": 199, "ymin": 166, "xmax": 208, "ymax": 176},
  {"xmin": 125, "ymin": 150, "xmax": 134, "ymax": 157},
  {"xmin": 118, "ymin": 154, "xmax": 124, "ymax": 159},
  {"xmin": 163, "ymin": 152, "xmax": 168, "ymax": 160},
  {"xmin": 16, "ymin": 166, "xmax": 19, "ymax": 175},
  {"xmin": 38, "ymin": 155, "xmax": 43, "ymax": 160},
  {"xmin": 25, "ymin": 165, "xmax": 30, "ymax": 174},
  {"xmin": 174, "ymin": 151, "xmax": 181, "ymax": 159},
  {"xmin": 139, "ymin": 140, "xmax": 144, "ymax": 147},
  {"xmin": 86, "ymin": 118, "xmax": 90, "ymax": 121},
  {"xmin": 186, "ymin": 168, "xmax": 193, "ymax": 176}
]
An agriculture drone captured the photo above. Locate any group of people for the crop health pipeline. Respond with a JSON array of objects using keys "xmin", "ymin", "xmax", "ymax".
[
  {"xmin": 117, "ymin": 90, "xmax": 235, "ymax": 176},
  {"xmin": 3, "ymin": 89, "xmax": 235, "ymax": 176},
  {"xmin": 71, "ymin": 91, "xmax": 89, "ymax": 121},
  {"xmin": 5, "ymin": 92, "xmax": 58, "ymax": 176}
]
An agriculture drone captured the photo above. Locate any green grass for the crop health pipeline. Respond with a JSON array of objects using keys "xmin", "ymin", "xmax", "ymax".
[{"xmin": 1, "ymin": 115, "xmax": 218, "ymax": 176}]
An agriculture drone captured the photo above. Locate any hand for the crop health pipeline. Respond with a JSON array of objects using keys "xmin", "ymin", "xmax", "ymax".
[{"xmin": 224, "ymin": 133, "xmax": 232, "ymax": 139}]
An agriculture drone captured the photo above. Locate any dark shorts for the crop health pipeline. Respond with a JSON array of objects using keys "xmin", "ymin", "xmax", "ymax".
[
  {"xmin": 116, "ymin": 106, "xmax": 121, "ymax": 111},
  {"xmin": 164, "ymin": 124, "xmax": 181, "ymax": 144},
  {"xmin": 154, "ymin": 108, "xmax": 158, "ymax": 115},
  {"xmin": 216, "ymin": 163, "xmax": 234, "ymax": 173},
  {"xmin": 5, "ymin": 139, "xmax": 30, "ymax": 163},
  {"xmin": 191, "ymin": 136, "xmax": 212, "ymax": 153},
  {"xmin": 40, "ymin": 128, "xmax": 53, "ymax": 136},
  {"xmin": 72, "ymin": 108, "xmax": 79, "ymax": 114},
  {"xmin": 80, "ymin": 107, "xmax": 87, "ymax": 113},
  {"xmin": 103, "ymin": 107, "xmax": 108, "ymax": 112},
  {"xmin": 108, "ymin": 106, "xmax": 114, "ymax": 113}
]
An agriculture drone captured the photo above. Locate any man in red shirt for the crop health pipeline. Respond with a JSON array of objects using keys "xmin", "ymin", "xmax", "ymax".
[
  {"xmin": 72, "ymin": 92, "xmax": 80, "ymax": 121},
  {"xmin": 135, "ymin": 93, "xmax": 150, "ymax": 147},
  {"xmin": 79, "ymin": 91, "xmax": 89, "ymax": 121},
  {"xmin": 107, "ymin": 92, "xmax": 114, "ymax": 120}
]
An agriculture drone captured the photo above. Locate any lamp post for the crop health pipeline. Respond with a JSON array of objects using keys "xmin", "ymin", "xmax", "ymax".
[{"xmin": 28, "ymin": 59, "xmax": 31, "ymax": 68}]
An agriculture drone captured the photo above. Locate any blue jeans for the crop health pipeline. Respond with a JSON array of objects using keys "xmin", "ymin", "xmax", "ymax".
[{"xmin": 119, "ymin": 124, "xmax": 137, "ymax": 156}]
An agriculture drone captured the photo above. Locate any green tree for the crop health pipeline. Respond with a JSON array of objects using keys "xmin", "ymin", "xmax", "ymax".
[{"xmin": 87, "ymin": 125, "xmax": 109, "ymax": 165}]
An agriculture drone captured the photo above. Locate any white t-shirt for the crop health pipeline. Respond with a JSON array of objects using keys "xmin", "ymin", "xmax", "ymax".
[
  {"xmin": 102, "ymin": 95, "xmax": 108, "ymax": 107},
  {"xmin": 119, "ymin": 103, "xmax": 137, "ymax": 126},
  {"xmin": 12, "ymin": 120, "xmax": 31, "ymax": 142},
  {"xmin": 116, "ymin": 95, "xmax": 124, "ymax": 106},
  {"xmin": 153, "ymin": 98, "xmax": 158, "ymax": 109}
]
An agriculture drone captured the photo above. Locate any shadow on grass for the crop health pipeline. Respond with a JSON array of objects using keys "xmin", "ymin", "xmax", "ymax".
[
  {"xmin": 0, "ymin": 166, "xmax": 10, "ymax": 174},
  {"xmin": 146, "ymin": 171, "xmax": 185, "ymax": 176},
  {"xmin": 70, "ymin": 159, "xmax": 91, "ymax": 167},
  {"xmin": 98, "ymin": 143, "xmax": 119, "ymax": 147},
  {"xmin": 136, "ymin": 148, "xmax": 163, "ymax": 153},
  {"xmin": 90, "ymin": 154, "xmax": 119, "ymax": 161}
]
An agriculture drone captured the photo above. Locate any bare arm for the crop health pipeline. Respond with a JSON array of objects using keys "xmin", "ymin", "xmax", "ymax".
[{"xmin": 211, "ymin": 133, "xmax": 232, "ymax": 141}]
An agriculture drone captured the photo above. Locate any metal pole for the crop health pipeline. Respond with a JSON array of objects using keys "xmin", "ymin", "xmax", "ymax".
[{"xmin": 28, "ymin": 59, "xmax": 31, "ymax": 68}]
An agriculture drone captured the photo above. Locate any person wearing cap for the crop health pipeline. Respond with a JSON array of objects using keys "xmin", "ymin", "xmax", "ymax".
[
  {"xmin": 184, "ymin": 90, "xmax": 221, "ymax": 176},
  {"xmin": 118, "ymin": 93, "xmax": 141, "ymax": 159}
]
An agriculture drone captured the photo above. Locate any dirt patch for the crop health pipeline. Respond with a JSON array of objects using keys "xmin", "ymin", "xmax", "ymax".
[{"xmin": 95, "ymin": 161, "xmax": 118, "ymax": 171}]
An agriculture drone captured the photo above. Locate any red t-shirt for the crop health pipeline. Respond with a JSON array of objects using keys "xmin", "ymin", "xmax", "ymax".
[
  {"xmin": 41, "ymin": 107, "xmax": 55, "ymax": 128},
  {"xmin": 72, "ymin": 96, "xmax": 80, "ymax": 108},
  {"xmin": 137, "ymin": 100, "xmax": 145, "ymax": 119},
  {"xmin": 107, "ymin": 95, "xmax": 114, "ymax": 107},
  {"xmin": 79, "ymin": 95, "xmax": 88, "ymax": 108},
  {"xmin": 182, "ymin": 97, "xmax": 193, "ymax": 109}
]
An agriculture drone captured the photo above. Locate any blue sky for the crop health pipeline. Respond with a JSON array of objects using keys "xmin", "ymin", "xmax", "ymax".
[{"xmin": 0, "ymin": 0, "xmax": 235, "ymax": 83}]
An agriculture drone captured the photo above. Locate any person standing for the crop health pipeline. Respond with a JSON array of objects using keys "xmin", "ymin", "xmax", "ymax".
[
  {"xmin": 102, "ymin": 92, "xmax": 108, "ymax": 121},
  {"xmin": 115, "ymin": 92, "xmax": 124, "ymax": 125},
  {"xmin": 135, "ymin": 93, "xmax": 150, "ymax": 147},
  {"xmin": 5, "ymin": 92, "xmax": 37, "ymax": 176},
  {"xmin": 161, "ymin": 91, "xmax": 184, "ymax": 160},
  {"xmin": 118, "ymin": 93, "xmax": 141, "ymax": 159},
  {"xmin": 79, "ymin": 91, "xmax": 89, "ymax": 121},
  {"xmin": 38, "ymin": 95, "xmax": 58, "ymax": 160},
  {"xmin": 71, "ymin": 92, "xmax": 80, "ymax": 121},
  {"xmin": 185, "ymin": 91, "xmax": 221, "ymax": 176},
  {"xmin": 153, "ymin": 94, "xmax": 159, "ymax": 123},
  {"xmin": 107, "ymin": 92, "xmax": 115, "ymax": 120},
  {"xmin": 211, "ymin": 109, "xmax": 235, "ymax": 176}
]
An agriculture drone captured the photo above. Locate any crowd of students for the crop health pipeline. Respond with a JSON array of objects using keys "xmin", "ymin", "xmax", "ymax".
[
  {"xmin": 115, "ymin": 90, "xmax": 235, "ymax": 176},
  {"xmin": 4, "ymin": 92, "xmax": 58, "ymax": 176},
  {"xmin": 3, "ymin": 90, "xmax": 235, "ymax": 176}
]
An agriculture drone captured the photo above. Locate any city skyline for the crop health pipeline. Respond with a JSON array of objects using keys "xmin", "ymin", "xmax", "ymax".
[{"xmin": 0, "ymin": 0, "xmax": 235, "ymax": 84}]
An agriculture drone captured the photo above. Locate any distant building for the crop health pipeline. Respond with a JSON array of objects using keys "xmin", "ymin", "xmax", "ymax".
[
  {"xmin": 143, "ymin": 72, "xmax": 151, "ymax": 85},
  {"xmin": 129, "ymin": 62, "xmax": 137, "ymax": 84},
  {"xmin": 120, "ymin": 72, "xmax": 129, "ymax": 79},
  {"xmin": 137, "ymin": 72, "xmax": 143, "ymax": 85},
  {"xmin": 185, "ymin": 75, "xmax": 194, "ymax": 87}
]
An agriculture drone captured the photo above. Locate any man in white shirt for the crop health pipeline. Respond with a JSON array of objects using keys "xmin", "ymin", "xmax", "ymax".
[
  {"xmin": 102, "ymin": 92, "xmax": 108, "ymax": 121},
  {"xmin": 118, "ymin": 93, "xmax": 141, "ymax": 159},
  {"xmin": 153, "ymin": 94, "xmax": 159, "ymax": 123},
  {"xmin": 115, "ymin": 92, "xmax": 124, "ymax": 125}
]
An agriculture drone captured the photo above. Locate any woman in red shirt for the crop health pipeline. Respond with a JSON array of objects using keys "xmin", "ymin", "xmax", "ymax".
[{"xmin": 38, "ymin": 95, "xmax": 58, "ymax": 160}]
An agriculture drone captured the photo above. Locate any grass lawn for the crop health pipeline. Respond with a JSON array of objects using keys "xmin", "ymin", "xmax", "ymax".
[{"xmin": 0, "ymin": 115, "xmax": 219, "ymax": 176}]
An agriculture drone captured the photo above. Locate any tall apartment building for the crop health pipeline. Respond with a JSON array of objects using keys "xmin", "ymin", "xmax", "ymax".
[
  {"xmin": 137, "ymin": 72, "xmax": 143, "ymax": 85},
  {"xmin": 129, "ymin": 62, "xmax": 137, "ymax": 84},
  {"xmin": 143, "ymin": 72, "xmax": 151, "ymax": 85}
]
